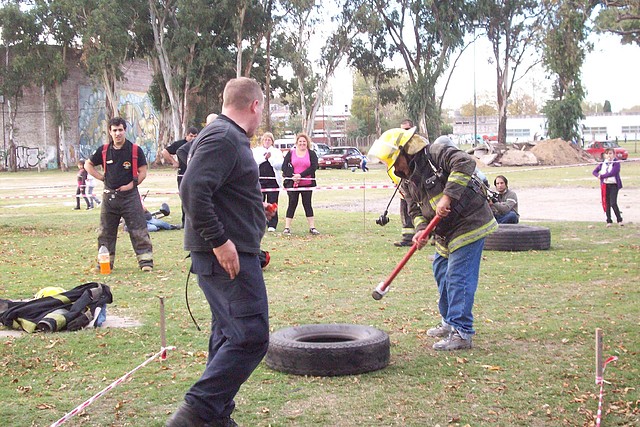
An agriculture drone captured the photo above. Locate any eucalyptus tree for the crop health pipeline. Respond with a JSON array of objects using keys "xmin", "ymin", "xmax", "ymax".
[
  {"xmin": 277, "ymin": 0, "xmax": 369, "ymax": 136},
  {"xmin": 349, "ymin": 7, "xmax": 400, "ymax": 136},
  {"xmin": 0, "ymin": 2, "xmax": 66, "ymax": 172},
  {"xmin": 594, "ymin": 0, "xmax": 640, "ymax": 46},
  {"xmin": 52, "ymin": 0, "xmax": 151, "ymax": 120},
  {"xmin": 148, "ymin": 0, "xmax": 237, "ymax": 141},
  {"xmin": 477, "ymin": 0, "xmax": 545, "ymax": 144},
  {"xmin": 373, "ymin": 0, "xmax": 471, "ymax": 139},
  {"xmin": 542, "ymin": 0, "xmax": 596, "ymax": 142},
  {"xmin": 33, "ymin": 0, "xmax": 80, "ymax": 170}
]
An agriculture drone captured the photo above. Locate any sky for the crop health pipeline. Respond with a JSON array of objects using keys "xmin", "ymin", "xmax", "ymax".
[
  {"xmin": 440, "ymin": 32, "xmax": 640, "ymax": 113},
  {"xmin": 330, "ymin": 32, "xmax": 640, "ymax": 114}
]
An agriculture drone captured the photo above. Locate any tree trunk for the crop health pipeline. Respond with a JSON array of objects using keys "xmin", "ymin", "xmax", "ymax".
[
  {"xmin": 102, "ymin": 69, "xmax": 118, "ymax": 120},
  {"xmin": 7, "ymin": 100, "xmax": 17, "ymax": 172},
  {"xmin": 149, "ymin": 0, "xmax": 182, "ymax": 141},
  {"xmin": 236, "ymin": 3, "xmax": 246, "ymax": 78},
  {"xmin": 496, "ymin": 59, "xmax": 508, "ymax": 145},
  {"xmin": 265, "ymin": 27, "xmax": 272, "ymax": 131}
]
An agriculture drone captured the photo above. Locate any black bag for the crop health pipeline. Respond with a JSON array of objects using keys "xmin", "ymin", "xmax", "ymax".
[{"xmin": 0, "ymin": 282, "xmax": 112, "ymax": 333}]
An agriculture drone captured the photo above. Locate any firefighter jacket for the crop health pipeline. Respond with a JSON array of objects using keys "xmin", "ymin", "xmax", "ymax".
[
  {"xmin": 0, "ymin": 282, "xmax": 112, "ymax": 333},
  {"xmin": 401, "ymin": 143, "xmax": 498, "ymax": 257}
]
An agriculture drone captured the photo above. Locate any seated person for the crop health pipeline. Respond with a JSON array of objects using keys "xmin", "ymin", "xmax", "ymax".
[{"xmin": 490, "ymin": 175, "xmax": 519, "ymax": 224}]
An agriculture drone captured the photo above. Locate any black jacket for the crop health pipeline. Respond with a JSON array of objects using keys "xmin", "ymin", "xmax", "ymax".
[
  {"xmin": 180, "ymin": 114, "xmax": 265, "ymax": 253},
  {"xmin": 282, "ymin": 149, "xmax": 318, "ymax": 188}
]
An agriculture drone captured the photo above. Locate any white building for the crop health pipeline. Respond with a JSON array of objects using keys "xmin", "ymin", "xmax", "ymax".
[{"xmin": 453, "ymin": 112, "xmax": 640, "ymax": 143}]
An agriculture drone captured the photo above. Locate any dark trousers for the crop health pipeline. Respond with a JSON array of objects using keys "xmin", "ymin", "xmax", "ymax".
[
  {"xmin": 76, "ymin": 186, "xmax": 90, "ymax": 208},
  {"xmin": 177, "ymin": 176, "xmax": 185, "ymax": 226},
  {"xmin": 185, "ymin": 251, "xmax": 269, "ymax": 420},
  {"xmin": 399, "ymin": 198, "xmax": 415, "ymax": 242},
  {"xmin": 286, "ymin": 188, "xmax": 314, "ymax": 218},
  {"xmin": 98, "ymin": 188, "xmax": 153, "ymax": 268},
  {"xmin": 605, "ymin": 184, "xmax": 623, "ymax": 223},
  {"xmin": 262, "ymin": 188, "xmax": 279, "ymax": 229}
]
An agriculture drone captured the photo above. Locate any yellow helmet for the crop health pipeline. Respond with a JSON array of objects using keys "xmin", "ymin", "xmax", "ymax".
[
  {"xmin": 368, "ymin": 127, "xmax": 427, "ymax": 172},
  {"xmin": 35, "ymin": 287, "xmax": 67, "ymax": 299}
]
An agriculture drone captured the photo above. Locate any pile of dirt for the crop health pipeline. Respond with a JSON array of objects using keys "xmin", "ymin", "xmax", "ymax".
[{"xmin": 529, "ymin": 138, "xmax": 595, "ymax": 165}]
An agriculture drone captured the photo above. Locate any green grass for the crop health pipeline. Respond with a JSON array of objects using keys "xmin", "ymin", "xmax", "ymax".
[{"xmin": 0, "ymin": 168, "xmax": 639, "ymax": 426}]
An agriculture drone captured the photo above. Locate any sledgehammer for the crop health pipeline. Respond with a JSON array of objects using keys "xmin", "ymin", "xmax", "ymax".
[{"xmin": 372, "ymin": 215, "xmax": 442, "ymax": 300}]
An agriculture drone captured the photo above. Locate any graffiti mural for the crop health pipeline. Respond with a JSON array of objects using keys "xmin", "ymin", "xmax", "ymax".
[
  {"xmin": 78, "ymin": 87, "xmax": 159, "ymax": 164},
  {"xmin": 16, "ymin": 146, "xmax": 45, "ymax": 169}
]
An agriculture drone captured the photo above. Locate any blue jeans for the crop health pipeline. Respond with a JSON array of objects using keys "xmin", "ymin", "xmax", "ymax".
[
  {"xmin": 185, "ymin": 251, "xmax": 269, "ymax": 420},
  {"xmin": 495, "ymin": 211, "xmax": 519, "ymax": 224},
  {"xmin": 147, "ymin": 218, "xmax": 173, "ymax": 232},
  {"xmin": 432, "ymin": 238, "xmax": 485, "ymax": 339}
]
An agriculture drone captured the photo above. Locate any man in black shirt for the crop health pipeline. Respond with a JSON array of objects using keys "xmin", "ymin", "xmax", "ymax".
[
  {"xmin": 85, "ymin": 117, "xmax": 154, "ymax": 272},
  {"xmin": 162, "ymin": 126, "xmax": 199, "ymax": 226},
  {"xmin": 161, "ymin": 126, "xmax": 199, "ymax": 188}
]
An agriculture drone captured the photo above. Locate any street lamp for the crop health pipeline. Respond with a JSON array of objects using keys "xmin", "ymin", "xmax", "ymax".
[{"xmin": 473, "ymin": 26, "xmax": 477, "ymax": 146}]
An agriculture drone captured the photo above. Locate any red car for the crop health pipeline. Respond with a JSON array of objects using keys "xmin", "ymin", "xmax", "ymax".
[
  {"xmin": 585, "ymin": 140, "xmax": 628, "ymax": 160},
  {"xmin": 318, "ymin": 146, "xmax": 363, "ymax": 169}
]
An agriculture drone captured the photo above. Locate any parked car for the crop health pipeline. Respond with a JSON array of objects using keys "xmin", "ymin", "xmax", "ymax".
[
  {"xmin": 318, "ymin": 146, "xmax": 363, "ymax": 169},
  {"xmin": 585, "ymin": 140, "xmax": 628, "ymax": 160},
  {"xmin": 313, "ymin": 143, "xmax": 331, "ymax": 157}
]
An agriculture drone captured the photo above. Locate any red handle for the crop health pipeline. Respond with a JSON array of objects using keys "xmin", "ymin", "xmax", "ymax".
[{"xmin": 378, "ymin": 215, "xmax": 442, "ymax": 293}]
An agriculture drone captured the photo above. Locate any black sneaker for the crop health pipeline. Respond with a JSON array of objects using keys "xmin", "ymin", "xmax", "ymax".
[{"xmin": 393, "ymin": 240, "xmax": 412, "ymax": 247}]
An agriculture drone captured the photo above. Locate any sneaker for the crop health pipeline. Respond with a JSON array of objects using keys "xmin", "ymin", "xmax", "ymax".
[
  {"xmin": 141, "ymin": 266, "xmax": 153, "ymax": 272},
  {"xmin": 606, "ymin": 223, "xmax": 612, "ymax": 228},
  {"xmin": 267, "ymin": 227, "xmax": 276, "ymax": 232},
  {"xmin": 283, "ymin": 228, "xmax": 291, "ymax": 235},
  {"xmin": 86, "ymin": 206, "xmax": 93, "ymax": 210},
  {"xmin": 427, "ymin": 323, "xmax": 453, "ymax": 338},
  {"xmin": 73, "ymin": 207, "xmax": 81, "ymax": 210},
  {"xmin": 393, "ymin": 240, "xmax": 412, "ymax": 247},
  {"xmin": 309, "ymin": 228, "xmax": 320, "ymax": 235},
  {"xmin": 433, "ymin": 330, "xmax": 473, "ymax": 351},
  {"xmin": 618, "ymin": 221, "xmax": 624, "ymax": 227}
]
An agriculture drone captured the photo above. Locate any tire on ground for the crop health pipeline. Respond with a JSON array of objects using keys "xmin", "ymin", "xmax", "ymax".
[
  {"xmin": 484, "ymin": 224, "xmax": 551, "ymax": 251},
  {"xmin": 265, "ymin": 323, "xmax": 390, "ymax": 376}
]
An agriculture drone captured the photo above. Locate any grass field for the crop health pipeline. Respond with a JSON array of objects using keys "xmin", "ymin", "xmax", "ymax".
[{"xmin": 0, "ymin": 166, "xmax": 638, "ymax": 427}]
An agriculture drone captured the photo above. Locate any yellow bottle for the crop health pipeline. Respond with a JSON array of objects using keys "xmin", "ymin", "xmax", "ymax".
[{"xmin": 98, "ymin": 245, "xmax": 111, "ymax": 275}]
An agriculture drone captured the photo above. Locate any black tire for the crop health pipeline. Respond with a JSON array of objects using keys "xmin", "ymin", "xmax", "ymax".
[
  {"xmin": 265, "ymin": 323, "xmax": 390, "ymax": 376},
  {"xmin": 342, "ymin": 161, "xmax": 348, "ymax": 169},
  {"xmin": 484, "ymin": 224, "xmax": 551, "ymax": 251}
]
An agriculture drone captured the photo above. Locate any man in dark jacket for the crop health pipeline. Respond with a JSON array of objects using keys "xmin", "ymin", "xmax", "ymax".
[
  {"xmin": 369, "ymin": 129, "xmax": 497, "ymax": 351},
  {"xmin": 167, "ymin": 78, "xmax": 272, "ymax": 427}
]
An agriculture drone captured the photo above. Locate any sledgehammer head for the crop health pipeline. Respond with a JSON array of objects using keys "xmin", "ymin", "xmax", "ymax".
[{"xmin": 371, "ymin": 281, "xmax": 388, "ymax": 300}]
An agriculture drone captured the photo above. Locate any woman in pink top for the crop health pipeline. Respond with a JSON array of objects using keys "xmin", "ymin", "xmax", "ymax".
[{"xmin": 281, "ymin": 133, "xmax": 319, "ymax": 235}]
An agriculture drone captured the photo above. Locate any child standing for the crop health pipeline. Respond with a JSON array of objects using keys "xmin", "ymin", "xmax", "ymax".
[
  {"xmin": 86, "ymin": 172, "xmax": 101, "ymax": 208},
  {"xmin": 592, "ymin": 148, "xmax": 623, "ymax": 226},
  {"xmin": 74, "ymin": 160, "xmax": 91, "ymax": 210}
]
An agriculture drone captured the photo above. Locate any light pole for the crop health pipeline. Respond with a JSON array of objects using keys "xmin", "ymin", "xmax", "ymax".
[{"xmin": 473, "ymin": 26, "xmax": 477, "ymax": 146}]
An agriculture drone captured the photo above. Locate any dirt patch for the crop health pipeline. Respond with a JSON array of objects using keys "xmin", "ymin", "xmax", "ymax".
[
  {"xmin": 317, "ymin": 186, "xmax": 640, "ymax": 224},
  {"xmin": 529, "ymin": 139, "xmax": 594, "ymax": 165},
  {"xmin": 0, "ymin": 315, "xmax": 142, "ymax": 338}
]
